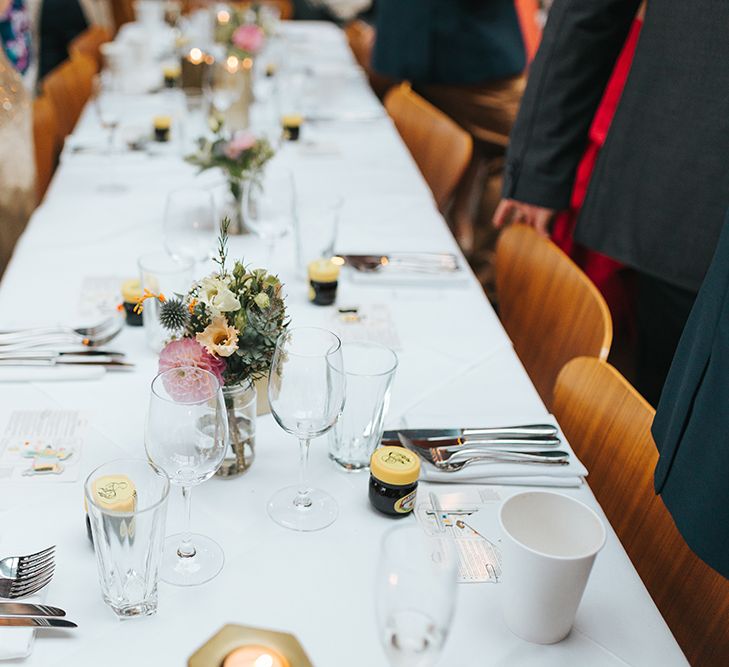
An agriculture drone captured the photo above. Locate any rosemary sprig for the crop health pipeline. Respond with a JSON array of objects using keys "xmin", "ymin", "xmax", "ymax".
[{"xmin": 213, "ymin": 218, "xmax": 231, "ymax": 277}]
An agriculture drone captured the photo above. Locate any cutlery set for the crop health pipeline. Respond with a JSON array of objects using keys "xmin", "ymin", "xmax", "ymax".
[
  {"xmin": 0, "ymin": 546, "xmax": 76, "ymax": 629},
  {"xmin": 388, "ymin": 424, "xmax": 570, "ymax": 472},
  {"xmin": 337, "ymin": 253, "xmax": 461, "ymax": 274},
  {"xmin": 0, "ymin": 316, "xmax": 131, "ymax": 370}
]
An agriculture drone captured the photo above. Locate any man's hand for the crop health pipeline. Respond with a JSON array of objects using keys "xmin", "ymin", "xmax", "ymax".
[{"xmin": 493, "ymin": 199, "xmax": 556, "ymax": 237}]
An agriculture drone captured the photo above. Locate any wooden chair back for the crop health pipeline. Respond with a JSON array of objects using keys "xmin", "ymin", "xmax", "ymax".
[
  {"xmin": 41, "ymin": 54, "xmax": 97, "ymax": 138},
  {"xmin": 344, "ymin": 19, "xmax": 393, "ymax": 99},
  {"xmin": 111, "ymin": 0, "xmax": 135, "ymax": 32},
  {"xmin": 494, "ymin": 224, "xmax": 612, "ymax": 408},
  {"xmin": 553, "ymin": 357, "xmax": 729, "ymax": 666},
  {"xmin": 32, "ymin": 95, "xmax": 60, "ymax": 203},
  {"xmin": 384, "ymin": 83, "xmax": 472, "ymax": 210},
  {"xmin": 230, "ymin": 0, "xmax": 294, "ymax": 19},
  {"xmin": 69, "ymin": 25, "xmax": 112, "ymax": 72}
]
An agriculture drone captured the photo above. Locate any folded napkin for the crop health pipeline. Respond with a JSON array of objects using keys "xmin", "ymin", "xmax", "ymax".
[
  {"xmin": 0, "ymin": 594, "xmax": 43, "ymax": 661},
  {"xmin": 0, "ymin": 367, "xmax": 106, "ymax": 383}
]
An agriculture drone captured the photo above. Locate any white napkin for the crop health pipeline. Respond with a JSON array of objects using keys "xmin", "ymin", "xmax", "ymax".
[
  {"xmin": 0, "ymin": 367, "xmax": 106, "ymax": 383},
  {"xmin": 0, "ymin": 594, "xmax": 43, "ymax": 661}
]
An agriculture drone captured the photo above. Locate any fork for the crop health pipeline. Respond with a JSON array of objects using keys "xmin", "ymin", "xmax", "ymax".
[
  {"xmin": 0, "ymin": 318, "xmax": 123, "ymax": 351},
  {"xmin": 0, "ymin": 316, "xmax": 122, "ymax": 344},
  {"xmin": 0, "ymin": 546, "xmax": 56, "ymax": 599}
]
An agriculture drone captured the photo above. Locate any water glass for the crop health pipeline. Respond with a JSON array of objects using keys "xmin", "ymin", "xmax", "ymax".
[
  {"xmin": 138, "ymin": 252, "xmax": 194, "ymax": 351},
  {"xmin": 293, "ymin": 193, "xmax": 343, "ymax": 279},
  {"xmin": 329, "ymin": 342, "xmax": 397, "ymax": 471},
  {"xmin": 85, "ymin": 459, "xmax": 170, "ymax": 619},
  {"xmin": 376, "ymin": 525, "xmax": 457, "ymax": 667},
  {"xmin": 163, "ymin": 187, "xmax": 217, "ymax": 264}
]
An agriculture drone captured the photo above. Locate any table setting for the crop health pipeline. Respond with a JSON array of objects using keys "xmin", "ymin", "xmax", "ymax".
[{"xmin": 0, "ymin": 5, "xmax": 688, "ymax": 666}]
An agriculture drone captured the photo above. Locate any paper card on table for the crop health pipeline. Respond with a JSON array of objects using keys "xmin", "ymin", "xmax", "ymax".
[
  {"xmin": 78, "ymin": 276, "xmax": 127, "ymax": 320},
  {"xmin": 0, "ymin": 410, "xmax": 86, "ymax": 482},
  {"xmin": 416, "ymin": 486, "xmax": 503, "ymax": 583},
  {"xmin": 331, "ymin": 304, "xmax": 402, "ymax": 350}
]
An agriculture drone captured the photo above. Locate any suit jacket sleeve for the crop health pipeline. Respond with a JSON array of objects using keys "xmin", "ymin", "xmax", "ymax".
[{"xmin": 503, "ymin": 0, "xmax": 641, "ymax": 210}]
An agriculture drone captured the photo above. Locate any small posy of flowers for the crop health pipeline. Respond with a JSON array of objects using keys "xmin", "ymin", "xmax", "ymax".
[
  {"xmin": 185, "ymin": 119, "xmax": 274, "ymax": 194},
  {"xmin": 139, "ymin": 219, "xmax": 288, "ymax": 390},
  {"xmin": 215, "ymin": 9, "xmax": 267, "ymax": 58}
]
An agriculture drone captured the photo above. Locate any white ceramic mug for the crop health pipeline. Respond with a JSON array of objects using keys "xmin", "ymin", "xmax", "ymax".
[{"xmin": 499, "ymin": 491, "xmax": 606, "ymax": 644}]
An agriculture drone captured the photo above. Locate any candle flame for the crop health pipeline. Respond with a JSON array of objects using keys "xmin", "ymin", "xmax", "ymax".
[
  {"xmin": 217, "ymin": 10, "xmax": 230, "ymax": 23},
  {"xmin": 188, "ymin": 47, "xmax": 203, "ymax": 64},
  {"xmin": 226, "ymin": 55, "xmax": 240, "ymax": 72},
  {"xmin": 255, "ymin": 656, "xmax": 274, "ymax": 667}
]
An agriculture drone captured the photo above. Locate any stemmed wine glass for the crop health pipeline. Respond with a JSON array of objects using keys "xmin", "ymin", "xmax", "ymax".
[
  {"xmin": 267, "ymin": 327, "xmax": 346, "ymax": 531},
  {"xmin": 92, "ymin": 74, "xmax": 126, "ymax": 193},
  {"xmin": 242, "ymin": 163, "xmax": 295, "ymax": 269},
  {"xmin": 376, "ymin": 525, "xmax": 458, "ymax": 667},
  {"xmin": 145, "ymin": 367, "xmax": 229, "ymax": 586},
  {"xmin": 163, "ymin": 187, "xmax": 217, "ymax": 267}
]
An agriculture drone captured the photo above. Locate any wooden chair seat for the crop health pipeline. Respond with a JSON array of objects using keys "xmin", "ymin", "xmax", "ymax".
[
  {"xmin": 344, "ymin": 19, "xmax": 393, "ymax": 99},
  {"xmin": 495, "ymin": 224, "xmax": 612, "ymax": 408},
  {"xmin": 384, "ymin": 83, "xmax": 472, "ymax": 210},
  {"xmin": 553, "ymin": 357, "xmax": 729, "ymax": 665}
]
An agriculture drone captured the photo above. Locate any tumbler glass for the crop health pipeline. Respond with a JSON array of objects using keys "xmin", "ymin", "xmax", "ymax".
[
  {"xmin": 138, "ymin": 252, "xmax": 194, "ymax": 351},
  {"xmin": 328, "ymin": 341, "xmax": 398, "ymax": 471},
  {"xmin": 293, "ymin": 193, "xmax": 343, "ymax": 279},
  {"xmin": 85, "ymin": 459, "xmax": 170, "ymax": 619}
]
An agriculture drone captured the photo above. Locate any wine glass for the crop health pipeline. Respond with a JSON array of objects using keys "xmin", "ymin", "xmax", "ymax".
[
  {"xmin": 145, "ymin": 367, "xmax": 228, "ymax": 586},
  {"xmin": 376, "ymin": 525, "xmax": 458, "ymax": 667},
  {"xmin": 267, "ymin": 327, "xmax": 346, "ymax": 531},
  {"xmin": 204, "ymin": 57, "xmax": 245, "ymax": 114},
  {"xmin": 92, "ymin": 74, "xmax": 127, "ymax": 194},
  {"xmin": 243, "ymin": 164, "xmax": 295, "ymax": 268},
  {"xmin": 163, "ymin": 187, "xmax": 217, "ymax": 266}
]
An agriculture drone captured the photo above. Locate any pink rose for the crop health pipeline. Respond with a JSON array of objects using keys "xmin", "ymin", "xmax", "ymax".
[
  {"xmin": 159, "ymin": 338, "xmax": 226, "ymax": 391},
  {"xmin": 231, "ymin": 24, "xmax": 265, "ymax": 55},
  {"xmin": 223, "ymin": 131, "xmax": 257, "ymax": 160}
]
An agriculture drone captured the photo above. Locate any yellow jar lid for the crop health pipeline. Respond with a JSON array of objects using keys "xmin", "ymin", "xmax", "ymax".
[
  {"xmin": 370, "ymin": 446, "xmax": 420, "ymax": 486},
  {"xmin": 281, "ymin": 113, "xmax": 303, "ymax": 128},
  {"xmin": 153, "ymin": 115, "xmax": 172, "ymax": 129},
  {"xmin": 90, "ymin": 474, "xmax": 137, "ymax": 513},
  {"xmin": 308, "ymin": 258, "xmax": 340, "ymax": 283},
  {"xmin": 121, "ymin": 278, "xmax": 142, "ymax": 303},
  {"xmin": 163, "ymin": 64, "xmax": 181, "ymax": 78}
]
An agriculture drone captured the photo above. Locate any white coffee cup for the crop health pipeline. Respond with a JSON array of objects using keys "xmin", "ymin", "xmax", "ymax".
[{"xmin": 499, "ymin": 491, "xmax": 606, "ymax": 644}]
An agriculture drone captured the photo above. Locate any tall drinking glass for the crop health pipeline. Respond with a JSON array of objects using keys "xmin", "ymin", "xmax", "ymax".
[
  {"xmin": 376, "ymin": 525, "xmax": 458, "ymax": 667},
  {"xmin": 328, "ymin": 341, "xmax": 397, "ymax": 471},
  {"xmin": 145, "ymin": 367, "xmax": 228, "ymax": 586},
  {"xmin": 243, "ymin": 164, "xmax": 295, "ymax": 268},
  {"xmin": 85, "ymin": 459, "xmax": 170, "ymax": 618},
  {"xmin": 293, "ymin": 193, "xmax": 343, "ymax": 279},
  {"xmin": 163, "ymin": 187, "xmax": 217, "ymax": 265},
  {"xmin": 92, "ymin": 74, "xmax": 127, "ymax": 194},
  {"xmin": 204, "ymin": 57, "xmax": 245, "ymax": 114},
  {"xmin": 267, "ymin": 327, "xmax": 345, "ymax": 531}
]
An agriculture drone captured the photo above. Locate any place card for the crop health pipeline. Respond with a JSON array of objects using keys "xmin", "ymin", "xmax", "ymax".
[
  {"xmin": 78, "ymin": 275, "xmax": 127, "ymax": 320},
  {"xmin": 0, "ymin": 410, "xmax": 86, "ymax": 482},
  {"xmin": 331, "ymin": 303, "xmax": 402, "ymax": 350},
  {"xmin": 416, "ymin": 486, "xmax": 503, "ymax": 583}
]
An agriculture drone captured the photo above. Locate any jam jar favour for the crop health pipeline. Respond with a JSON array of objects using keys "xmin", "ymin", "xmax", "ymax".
[
  {"xmin": 369, "ymin": 446, "xmax": 420, "ymax": 517},
  {"xmin": 308, "ymin": 258, "xmax": 340, "ymax": 306},
  {"xmin": 84, "ymin": 473, "xmax": 137, "ymax": 543},
  {"xmin": 121, "ymin": 279, "xmax": 143, "ymax": 326},
  {"xmin": 162, "ymin": 64, "xmax": 181, "ymax": 88},
  {"xmin": 281, "ymin": 114, "xmax": 302, "ymax": 141},
  {"xmin": 153, "ymin": 115, "xmax": 172, "ymax": 142}
]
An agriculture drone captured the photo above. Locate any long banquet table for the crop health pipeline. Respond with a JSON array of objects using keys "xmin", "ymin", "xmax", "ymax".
[{"xmin": 0, "ymin": 20, "xmax": 687, "ymax": 667}]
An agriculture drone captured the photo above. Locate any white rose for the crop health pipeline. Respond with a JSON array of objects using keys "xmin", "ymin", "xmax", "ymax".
[{"xmin": 198, "ymin": 276, "xmax": 240, "ymax": 314}]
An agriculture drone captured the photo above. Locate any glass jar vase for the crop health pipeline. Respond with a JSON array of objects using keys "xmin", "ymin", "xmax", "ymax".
[{"xmin": 216, "ymin": 381, "xmax": 257, "ymax": 477}]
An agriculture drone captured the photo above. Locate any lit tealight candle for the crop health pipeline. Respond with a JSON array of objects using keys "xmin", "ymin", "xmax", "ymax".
[
  {"xmin": 181, "ymin": 48, "xmax": 206, "ymax": 91},
  {"xmin": 222, "ymin": 645, "xmax": 289, "ymax": 667}
]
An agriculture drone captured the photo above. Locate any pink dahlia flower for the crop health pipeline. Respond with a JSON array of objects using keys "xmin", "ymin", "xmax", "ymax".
[
  {"xmin": 223, "ymin": 131, "xmax": 257, "ymax": 160},
  {"xmin": 158, "ymin": 339, "xmax": 226, "ymax": 402}
]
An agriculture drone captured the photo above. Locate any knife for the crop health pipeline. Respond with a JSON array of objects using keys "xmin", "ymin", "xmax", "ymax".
[
  {"xmin": 0, "ymin": 617, "xmax": 76, "ymax": 628},
  {"xmin": 382, "ymin": 424, "xmax": 559, "ymax": 444},
  {"xmin": 0, "ymin": 358, "xmax": 133, "ymax": 369},
  {"xmin": 0, "ymin": 603, "xmax": 65, "ymax": 617},
  {"xmin": 397, "ymin": 437, "xmax": 563, "ymax": 448}
]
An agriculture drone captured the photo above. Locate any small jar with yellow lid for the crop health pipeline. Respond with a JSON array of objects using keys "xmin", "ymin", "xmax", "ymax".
[
  {"xmin": 162, "ymin": 64, "xmax": 181, "ymax": 89},
  {"xmin": 121, "ymin": 278, "xmax": 143, "ymax": 326},
  {"xmin": 308, "ymin": 258, "xmax": 340, "ymax": 306},
  {"xmin": 84, "ymin": 473, "xmax": 137, "ymax": 543},
  {"xmin": 281, "ymin": 113, "xmax": 302, "ymax": 141},
  {"xmin": 369, "ymin": 446, "xmax": 420, "ymax": 517},
  {"xmin": 153, "ymin": 115, "xmax": 172, "ymax": 142}
]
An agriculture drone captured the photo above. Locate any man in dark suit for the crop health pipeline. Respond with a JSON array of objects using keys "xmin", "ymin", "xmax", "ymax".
[{"xmin": 493, "ymin": 0, "xmax": 729, "ymax": 405}]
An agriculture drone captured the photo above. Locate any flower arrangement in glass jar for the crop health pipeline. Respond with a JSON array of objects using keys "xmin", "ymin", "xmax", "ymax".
[
  {"xmin": 214, "ymin": 8, "xmax": 267, "ymax": 58},
  {"xmin": 186, "ymin": 119, "xmax": 274, "ymax": 233},
  {"xmin": 138, "ymin": 219, "xmax": 288, "ymax": 476}
]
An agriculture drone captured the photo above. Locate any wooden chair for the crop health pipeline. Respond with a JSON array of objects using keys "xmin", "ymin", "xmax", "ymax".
[
  {"xmin": 553, "ymin": 357, "xmax": 729, "ymax": 665},
  {"xmin": 32, "ymin": 95, "xmax": 60, "ymax": 204},
  {"xmin": 494, "ymin": 224, "xmax": 612, "ymax": 408},
  {"xmin": 384, "ymin": 83, "xmax": 472, "ymax": 210},
  {"xmin": 230, "ymin": 0, "xmax": 294, "ymax": 20},
  {"xmin": 69, "ymin": 25, "xmax": 112, "ymax": 72},
  {"xmin": 344, "ymin": 19, "xmax": 393, "ymax": 99},
  {"xmin": 111, "ymin": 0, "xmax": 135, "ymax": 32},
  {"xmin": 41, "ymin": 54, "xmax": 97, "ymax": 138}
]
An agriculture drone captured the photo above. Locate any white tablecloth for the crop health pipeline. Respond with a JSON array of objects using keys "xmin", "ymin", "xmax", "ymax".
[{"xmin": 0, "ymin": 21, "xmax": 686, "ymax": 667}]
